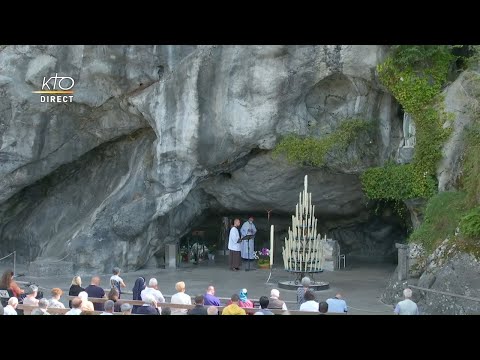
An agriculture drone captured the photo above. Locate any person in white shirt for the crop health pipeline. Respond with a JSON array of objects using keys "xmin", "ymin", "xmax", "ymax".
[
  {"xmin": 394, "ymin": 288, "xmax": 419, "ymax": 315},
  {"xmin": 110, "ymin": 267, "xmax": 126, "ymax": 298},
  {"xmin": 22, "ymin": 285, "xmax": 40, "ymax": 306},
  {"xmin": 299, "ymin": 290, "xmax": 319, "ymax": 312},
  {"xmin": 170, "ymin": 281, "xmax": 192, "ymax": 315},
  {"xmin": 3, "ymin": 297, "xmax": 18, "ymax": 315},
  {"xmin": 48, "ymin": 288, "xmax": 65, "ymax": 309},
  {"xmin": 228, "ymin": 218, "xmax": 242, "ymax": 271},
  {"xmin": 141, "ymin": 278, "xmax": 166, "ymax": 312},
  {"xmin": 100, "ymin": 300, "xmax": 115, "ymax": 315},
  {"xmin": 65, "ymin": 297, "xmax": 83, "ymax": 315},
  {"xmin": 78, "ymin": 291, "xmax": 95, "ymax": 312}
]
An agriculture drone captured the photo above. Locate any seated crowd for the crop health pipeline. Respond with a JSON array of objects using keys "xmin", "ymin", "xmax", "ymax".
[{"xmin": 1, "ymin": 268, "xmax": 349, "ymax": 315}]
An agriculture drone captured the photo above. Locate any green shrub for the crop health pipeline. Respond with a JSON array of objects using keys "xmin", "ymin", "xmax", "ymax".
[
  {"xmin": 273, "ymin": 119, "xmax": 371, "ymax": 167},
  {"xmin": 409, "ymin": 191, "xmax": 467, "ymax": 251},
  {"xmin": 361, "ymin": 163, "xmax": 437, "ymax": 201},
  {"xmin": 459, "ymin": 207, "xmax": 480, "ymax": 238}
]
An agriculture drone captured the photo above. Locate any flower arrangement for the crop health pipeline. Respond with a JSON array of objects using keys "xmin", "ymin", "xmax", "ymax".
[{"xmin": 254, "ymin": 248, "xmax": 270, "ymax": 265}]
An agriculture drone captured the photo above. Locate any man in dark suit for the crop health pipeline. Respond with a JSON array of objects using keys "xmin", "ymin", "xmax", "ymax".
[{"xmin": 187, "ymin": 295, "xmax": 208, "ymax": 315}]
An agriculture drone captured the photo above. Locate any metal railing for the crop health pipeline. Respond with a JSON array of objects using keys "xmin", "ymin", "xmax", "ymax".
[
  {"xmin": 408, "ymin": 284, "xmax": 480, "ymax": 315},
  {"xmin": 0, "ymin": 251, "xmax": 16, "ymax": 276}
]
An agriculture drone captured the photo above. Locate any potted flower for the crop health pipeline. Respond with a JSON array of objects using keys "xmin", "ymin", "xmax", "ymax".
[{"xmin": 254, "ymin": 248, "xmax": 270, "ymax": 269}]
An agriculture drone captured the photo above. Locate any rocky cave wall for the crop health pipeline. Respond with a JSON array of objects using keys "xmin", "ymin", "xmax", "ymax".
[{"xmin": 0, "ymin": 45, "xmax": 407, "ymax": 273}]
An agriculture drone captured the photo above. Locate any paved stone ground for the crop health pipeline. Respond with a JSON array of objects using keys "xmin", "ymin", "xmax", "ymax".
[{"xmin": 3, "ymin": 257, "xmax": 395, "ymax": 314}]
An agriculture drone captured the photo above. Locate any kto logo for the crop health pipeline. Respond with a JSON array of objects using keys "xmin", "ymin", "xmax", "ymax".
[{"xmin": 32, "ymin": 73, "xmax": 75, "ymax": 103}]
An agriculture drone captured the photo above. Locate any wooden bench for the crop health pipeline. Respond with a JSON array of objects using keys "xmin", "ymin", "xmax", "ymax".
[
  {"xmin": 16, "ymin": 304, "xmax": 109, "ymax": 315},
  {"xmin": 65, "ymin": 296, "xmax": 338, "ymax": 315}
]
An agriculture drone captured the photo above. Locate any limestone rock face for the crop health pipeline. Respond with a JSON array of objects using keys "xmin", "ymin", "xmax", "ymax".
[
  {"xmin": 415, "ymin": 251, "xmax": 480, "ymax": 315},
  {"xmin": 437, "ymin": 70, "xmax": 480, "ymax": 191},
  {"xmin": 0, "ymin": 45, "xmax": 405, "ymax": 272}
]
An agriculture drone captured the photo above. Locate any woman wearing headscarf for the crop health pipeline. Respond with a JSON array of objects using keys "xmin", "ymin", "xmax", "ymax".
[
  {"xmin": 132, "ymin": 277, "xmax": 146, "ymax": 314},
  {"xmin": 227, "ymin": 288, "xmax": 254, "ymax": 309}
]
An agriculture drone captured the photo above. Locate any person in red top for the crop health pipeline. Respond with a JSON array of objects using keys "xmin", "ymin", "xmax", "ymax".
[
  {"xmin": 0, "ymin": 270, "xmax": 24, "ymax": 298},
  {"xmin": 226, "ymin": 288, "xmax": 254, "ymax": 309}
]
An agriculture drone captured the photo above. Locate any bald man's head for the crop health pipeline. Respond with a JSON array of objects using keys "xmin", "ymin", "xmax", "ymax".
[{"xmin": 91, "ymin": 276, "xmax": 101, "ymax": 286}]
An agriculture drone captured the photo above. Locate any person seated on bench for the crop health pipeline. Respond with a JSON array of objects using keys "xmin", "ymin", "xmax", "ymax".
[
  {"xmin": 326, "ymin": 293, "xmax": 348, "ymax": 314},
  {"xmin": 23, "ymin": 285, "xmax": 40, "ymax": 306},
  {"xmin": 268, "ymin": 289, "xmax": 288, "ymax": 310},
  {"xmin": 297, "ymin": 277, "xmax": 315, "ymax": 307},
  {"xmin": 100, "ymin": 300, "xmax": 115, "ymax": 315},
  {"xmin": 31, "ymin": 298, "xmax": 50, "ymax": 315},
  {"xmin": 84, "ymin": 276, "xmax": 106, "ymax": 311},
  {"xmin": 222, "ymin": 294, "xmax": 246, "ymax": 315},
  {"xmin": 140, "ymin": 278, "xmax": 165, "ymax": 313},
  {"xmin": 299, "ymin": 290, "xmax": 319, "ymax": 312},
  {"xmin": 319, "ymin": 301, "xmax": 329, "ymax": 314},
  {"xmin": 0, "ymin": 270, "xmax": 24, "ymax": 299},
  {"xmin": 187, "ymin": 295, "xmax": 208, "ymax": 315},
  {"xmin": 226, "ymin": 288, "xmax": 253, "ymax": 309},
  {"xmin": 170, "ymin": 281, "xmax": 192, "ymax": 315},
  {"xmin": 161, "ymin": 307, "xmax": 171, "ymax": 315},
  {"xmin": 68, "ymin": 276, "xmax": 84, "ymax": 308},
  {"xmin": 108, "ymin": 287, "xmax": 121, "ymax": 312},
  {"xmin": 254, "ymin": 296, "xmax": 274, "ymax": 315},
  {"xmin": 3, "ymin": 297, "xmax": 18, "ymax": 315},
  {"xmin": 137, "ymin": 294, "xmax": 159, "ymax": 315},
  {"xmin": 120, "ymin": 303, "xmax": 132, "ymax": 315},
  {"xmin": 207, "ymin": 306, "xmax": 218, "ymax": 315},
  {"xmin": 48, "ymin": 288, "xmax": 65, "ymax": 309},
  {"xmin": 78, "ymin": 291, "xmax": 94, "ymax": 312},
  {"xmin": 203, "ymin": 285, "xmax": 221, "ymax": 306},
  {"xmin": 65, "ymin": 297, "xmax": 82, "ymax": 315}
]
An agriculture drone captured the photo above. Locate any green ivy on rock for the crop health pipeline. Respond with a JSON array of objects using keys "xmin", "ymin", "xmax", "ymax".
[
  {"xmin": 273, "ymin": 118, "xmax": 372, "ymax": 167},
  {"xmin": 361, "ymin": 46, "xmax": 455, "ymax": 202}
]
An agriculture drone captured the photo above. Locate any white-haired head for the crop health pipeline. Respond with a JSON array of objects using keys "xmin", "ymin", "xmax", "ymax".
[
  {"xmin": 403, "ymin": 288, "xmax": 413, "ymax": 299},
  {"xmin": 301, "ymin": 277, "xmax": 311, "ymax": 287},
  {"xmin": 78, "ymin": 291, "xmax": 88, "ymax": 300},
  {"xmin": 270, "ymin": 289, "xmax": 280, "ymax": 298},
  {"xmin": 38, "ymin": 298, "xmax": 49, "ymax": 309},
  {"xmin": 8, "ymin": 297, "xmax": 18, "ymax": 307},
  {"xmin": 148, "ymin": 278, "xmax": 158, "ymax": 288}
]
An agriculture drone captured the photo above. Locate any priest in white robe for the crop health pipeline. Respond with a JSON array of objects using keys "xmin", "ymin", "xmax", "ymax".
[
  {"xmin": 240, "ymin": 215, "xmax": 257, "ymax": 260},
  {"xmin": 228, "ymin": 218, "xmax": 242, "ymax": 271}
]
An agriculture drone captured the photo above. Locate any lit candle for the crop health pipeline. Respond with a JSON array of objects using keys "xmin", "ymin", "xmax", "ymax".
[{"xmin": 270, "ymin": 225, "xmax": 274, "ymax": 266}]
